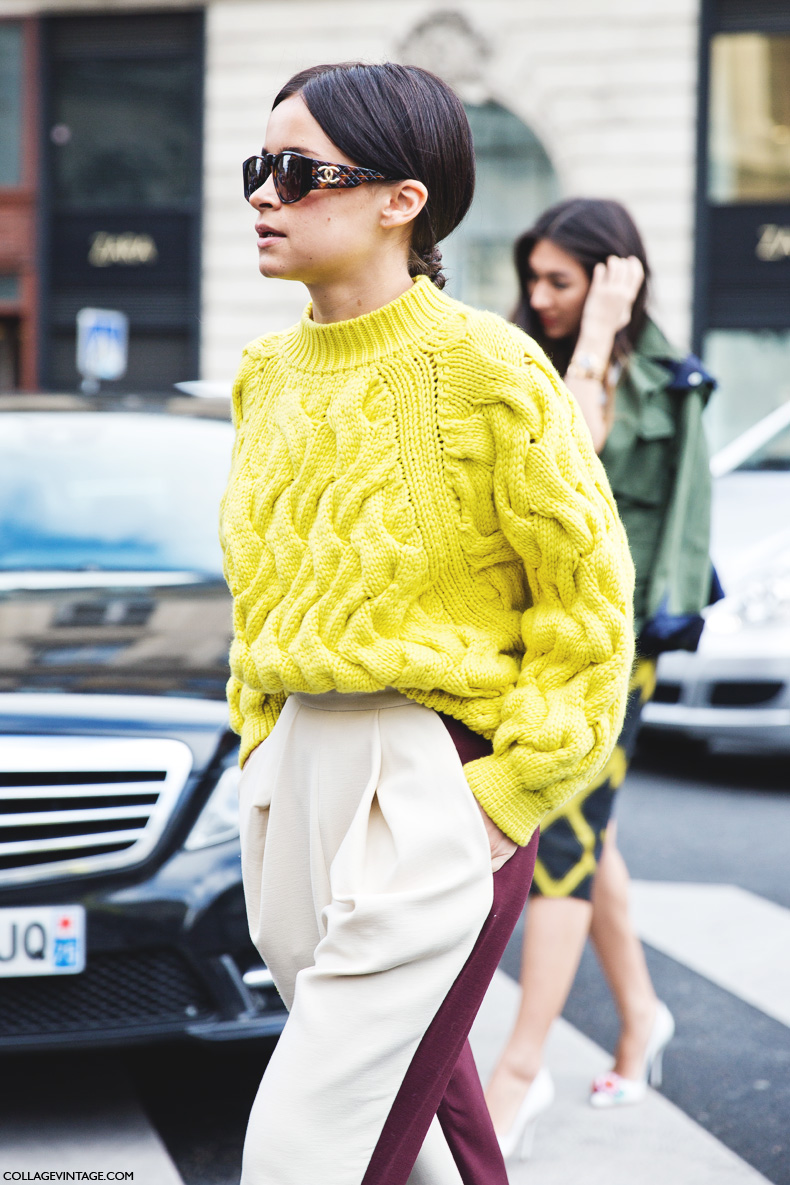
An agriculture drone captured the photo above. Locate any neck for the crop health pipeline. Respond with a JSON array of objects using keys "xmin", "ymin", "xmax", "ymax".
[{"xmin": 307, "ymin": 258, "xmax": 416, "ymax": 325}]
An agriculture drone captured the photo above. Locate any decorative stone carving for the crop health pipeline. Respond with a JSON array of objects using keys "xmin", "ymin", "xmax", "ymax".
[{"xmin": 398, "ymin": 10, "xmax": 491, "ymax": 104}]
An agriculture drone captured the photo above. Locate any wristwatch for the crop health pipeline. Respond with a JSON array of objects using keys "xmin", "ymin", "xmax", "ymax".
[{"xmin": 566, "ymin": 351, "xmax": 607, "ymax": 383}]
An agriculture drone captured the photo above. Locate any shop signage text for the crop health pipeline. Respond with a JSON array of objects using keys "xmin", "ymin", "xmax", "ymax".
[
  {"xmin": 756, "ymin": 224, "xmax": 790, "ymax": 262},
  {"xmin": 88, "ymin": 231, "xmax": 159, "ymax": 268}
]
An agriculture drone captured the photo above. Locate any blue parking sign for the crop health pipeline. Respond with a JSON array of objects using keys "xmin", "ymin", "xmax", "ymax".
[{"xmin": 76, "ymin": 307, "xmax": 129, "ymax": 382}]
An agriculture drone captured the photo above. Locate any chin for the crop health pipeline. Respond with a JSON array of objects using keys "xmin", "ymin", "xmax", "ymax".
[
  {"xmin": 258, "ymin": 258, "xmax": 292, "ymax": 281},
  {"xmin": 258, "ymin": 251, "xmax": 319, "ymax": 284}
]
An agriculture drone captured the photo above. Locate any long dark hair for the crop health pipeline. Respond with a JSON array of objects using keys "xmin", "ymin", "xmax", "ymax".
[
  {"xmin": 273, "ymin": 62, "xmax": 475, "ymax": 288},
  {"xmin": 513, "ymin": 198, "xmax": 651, "ymax": 374}
]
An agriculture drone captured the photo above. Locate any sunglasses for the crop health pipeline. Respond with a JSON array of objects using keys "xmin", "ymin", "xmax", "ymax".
[{"xmin": 242, "ymin": 150, "xmax": 398, "ymax": 205}]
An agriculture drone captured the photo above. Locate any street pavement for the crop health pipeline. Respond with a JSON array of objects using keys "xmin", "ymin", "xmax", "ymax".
[
  {"xmin": 0, "ymin": 1055, "xmax": 182, "ymax": 1184},
  {"xmin": 471, "ymin": 970, "xmax": 771, "ymax": 1185},
  {"xmin": 0, "ymin": 743, "xmax": 787, "ymax": 1185}
]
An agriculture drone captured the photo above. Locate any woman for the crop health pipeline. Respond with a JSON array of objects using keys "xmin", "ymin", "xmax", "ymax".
[
  {"xmin": 485, "ymin": 198, "xmax": 714, "ymax": 1158},
  {"xmin": 220, "ymin": 71, "xmax": 634, "ymax": 1185}
]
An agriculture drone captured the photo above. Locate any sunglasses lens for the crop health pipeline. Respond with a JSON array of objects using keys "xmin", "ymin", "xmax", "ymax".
[
  {"xmin": 275, "ymin": 153, "xmax": 310, "ymax": 203},
  {"xmin": 242, "ymin": 156, "xmax": 269, "ymax": 202}
]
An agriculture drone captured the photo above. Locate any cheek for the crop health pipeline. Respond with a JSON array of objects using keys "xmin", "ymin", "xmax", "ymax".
[
  {"xmin": 558, "ymin": 283, "xmax": 588, "ymax": 322},
  {"xmin": 294, "ymin": 198, "xmax": 365, "ymax": 247}
]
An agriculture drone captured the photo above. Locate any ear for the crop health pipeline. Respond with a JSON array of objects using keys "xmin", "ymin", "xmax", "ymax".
[{"xmin": 379, "ymin": 179, "xmax": 428, "ymax": 230}]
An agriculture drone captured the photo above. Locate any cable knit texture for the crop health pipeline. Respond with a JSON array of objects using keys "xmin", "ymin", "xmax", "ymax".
[{"xmin": 219, "ymin": 277, "xmax": 635, "ymax": 844}]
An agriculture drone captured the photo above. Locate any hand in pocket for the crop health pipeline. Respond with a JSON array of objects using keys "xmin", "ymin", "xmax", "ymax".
[{"xmin": 476, "ymin": 801, "xmax": 518, "ymax": 872}]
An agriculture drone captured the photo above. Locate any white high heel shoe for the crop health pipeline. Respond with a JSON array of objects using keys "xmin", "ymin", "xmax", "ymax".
[
  {"xmin": 496, "ymin": 1066, "xmax": 555, "ymax": 1161},
  {"xmin": 589, "ymin": 1000, "xmax": 675, "ymax": 1107}
]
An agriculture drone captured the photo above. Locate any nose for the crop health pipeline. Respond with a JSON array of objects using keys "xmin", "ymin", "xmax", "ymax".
[
  {"xmin": 529, "ymin": 279, "xmax": 553, "ymax": 311},
  {"xmin": 250, "ymin": 172, "xmax": 280, "ymax": 211}
]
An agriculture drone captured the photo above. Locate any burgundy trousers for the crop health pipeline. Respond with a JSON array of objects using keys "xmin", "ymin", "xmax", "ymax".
[{"xmin": 361, "ymin": 714, "xmax": 538, "ymax": 1185}]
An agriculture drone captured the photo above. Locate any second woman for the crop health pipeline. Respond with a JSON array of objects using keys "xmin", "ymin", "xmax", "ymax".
[{"xmin": 486, "ymin": 197, "xmax": 714, "ymax": 1159}]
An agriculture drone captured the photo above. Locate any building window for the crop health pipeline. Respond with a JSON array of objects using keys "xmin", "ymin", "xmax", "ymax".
[
  {"xmin": 705, "ymin": 327, "xmax": 790, "ymax": 448},
  {"xmin": 442, "ymin": 102, "xmax": 559, "ymax": 318},
  {"xmin": 50, "ymin": 56, "xmax": 198, "ymax": 209},
  {"xmin": 698, "ymin": 5, "xmax": 790, "ymax": 455},
  {"xmin": 709, "ymin": 33, "xmax": 790, "ymax": 203},
  {"xmin": 0, "ymin": 22, "xmax": 23, "ymax": 186},
  {"xmin": 0, "ymin": 276, "xmax": 20, "ymax": 301},
  {"xmin": 0, "ymin": 19, "xmax": 32, "ymax": 392}
]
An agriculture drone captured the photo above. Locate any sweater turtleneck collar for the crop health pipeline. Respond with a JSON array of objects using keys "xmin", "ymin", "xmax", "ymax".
[{"xmin": 281, "ymin": 275, "xmax": 454, "ymax": 371}]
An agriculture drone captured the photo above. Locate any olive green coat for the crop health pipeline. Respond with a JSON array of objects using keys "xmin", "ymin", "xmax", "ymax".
[{"xmin": 599, "ymin": 319, "xmax": 714, "ymax": 637}]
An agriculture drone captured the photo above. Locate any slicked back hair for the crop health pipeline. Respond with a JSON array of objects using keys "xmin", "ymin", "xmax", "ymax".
[{"xmin": 273, "ymin": 62, "xmax": 475, "ymax": 288}]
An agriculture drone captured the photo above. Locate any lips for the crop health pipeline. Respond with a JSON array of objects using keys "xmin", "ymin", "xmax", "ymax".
[{"xmin": 255, "ymin": 223, "xmax": 285, "ymax": 246}]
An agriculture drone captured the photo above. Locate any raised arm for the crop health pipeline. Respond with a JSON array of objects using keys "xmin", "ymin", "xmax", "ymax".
[{"xmin": 564, "ymin": 255, "xmax": 644, "ymax": 453}]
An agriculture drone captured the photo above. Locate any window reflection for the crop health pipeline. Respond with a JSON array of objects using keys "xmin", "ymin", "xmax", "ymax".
[
  {"xmin": 704, "ymin": 329, "xmax": 790, "ymax": 453},
  {"xmin": 50, "ymin": 59, "xmax": 199, "ymax": 209},
  {"xmin": 0, "ymin": 414, "xmax": 233, "ymax": 575},
  {"xmin": 737, "ymin": 421, "xmax": 790, "ymax": 471},
  {"xmin": 709, "ymin": 33, "xmax": 790, "ymax": 203}
]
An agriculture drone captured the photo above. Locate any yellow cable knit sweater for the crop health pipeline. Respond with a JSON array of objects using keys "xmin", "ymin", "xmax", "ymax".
[{"xmin": 220, "ymin": 276, "xmax": 634, "ymax": 844}]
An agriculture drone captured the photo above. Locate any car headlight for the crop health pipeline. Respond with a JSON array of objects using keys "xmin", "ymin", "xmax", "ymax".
[
  {"xmin": 184, "ymin": 758, "xmax": 241, "ymax": 850},
  {"xmin": 706, "ymin": 555, "xmax": 790, "ymax": 633}
]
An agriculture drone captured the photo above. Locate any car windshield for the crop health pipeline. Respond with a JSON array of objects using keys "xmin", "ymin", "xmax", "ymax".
[
  {"xmin": 0, "ymin": 412, "xmax": 234, "ymax": 575},
  {"xmin": 737, "ymin": 420, "xmax": 790, "ymax": 471}
]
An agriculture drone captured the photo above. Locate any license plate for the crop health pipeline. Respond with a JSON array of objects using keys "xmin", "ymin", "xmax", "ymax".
[{"xmin": 0, "ymin": 905, "xmax": 85, "ymax": 976}]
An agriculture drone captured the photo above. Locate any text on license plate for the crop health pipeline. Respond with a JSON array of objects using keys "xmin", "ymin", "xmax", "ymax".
[{"xmin": 0, "ymin": 905, "xmax": 85, "ymax": 976}]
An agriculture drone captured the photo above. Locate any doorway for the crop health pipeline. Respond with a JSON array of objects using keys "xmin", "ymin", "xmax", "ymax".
[{"xmin": 41, "ymin": 11, "xmax": 203, "ymax": 393}]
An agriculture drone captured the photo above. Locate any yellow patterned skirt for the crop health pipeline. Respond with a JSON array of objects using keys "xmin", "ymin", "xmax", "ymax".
[{"xmin": 530, "ymin": 658, "xmax": 657, "ymax": 901}]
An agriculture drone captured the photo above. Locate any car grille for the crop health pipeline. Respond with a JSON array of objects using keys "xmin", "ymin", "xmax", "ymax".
[
  {"xmin": 0, "ymin": 948, "xmax": 215, "ymax": 1039},
  {"xmin": 709, "ymin": 680, "xmax": 785, "ymax": 707},
  {"xmin": 0, "ymin": 737, "xmax": 192, "ymax": 886}
]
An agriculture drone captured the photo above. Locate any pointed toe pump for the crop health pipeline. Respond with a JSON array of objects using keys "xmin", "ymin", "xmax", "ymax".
[
  {"xmin": 590, "ymin": 1000, "xmax": 675, "ymax": 1108},
  {"xmin": 497, "ymin": 1066, "xmax": 555, "ymax": 1161}
]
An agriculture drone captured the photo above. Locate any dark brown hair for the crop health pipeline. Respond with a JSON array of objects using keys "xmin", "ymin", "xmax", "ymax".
[
  {"xmin": 273, "ymin": 62, "xmax": 475, "ymax": 288},
  {"xmin": 513, "ymin": 198, "xmax": 651, "ymax": 374}
]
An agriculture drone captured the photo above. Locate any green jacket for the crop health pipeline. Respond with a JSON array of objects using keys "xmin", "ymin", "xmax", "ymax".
[{"xmin": 599, "ymin": 319, "xmax": 714, "ymax": 637}]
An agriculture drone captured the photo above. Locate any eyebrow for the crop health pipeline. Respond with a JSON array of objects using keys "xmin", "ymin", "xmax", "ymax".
[{"xmin": 262, "ymin": 145, "xmax": 322, "ymax": 157}]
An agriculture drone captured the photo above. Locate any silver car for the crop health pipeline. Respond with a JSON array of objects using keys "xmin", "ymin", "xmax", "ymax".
[{"xmin": 642, "ymin": 403, "xmax": 790, "ymax": 754}]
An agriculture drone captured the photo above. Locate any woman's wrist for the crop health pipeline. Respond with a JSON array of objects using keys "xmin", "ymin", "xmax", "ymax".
[
  {"xmin": 567, "ymin": 351, "xmax": 607, "ymax": 383},
  {"xmin": 567, "ymin": 328, "xmax": 615, "ymax": 384},
  {"xmin": 574, "ymin": 325, "xmax": 616, "ymax": 362}
]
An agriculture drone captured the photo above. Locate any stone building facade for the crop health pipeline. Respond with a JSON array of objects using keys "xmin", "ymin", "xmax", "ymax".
[
  {"xmin": 3, "ymin": 0, "xmax": 790, "ymax": 453},
  {"xmin": 200, "ymin": 0, "xmax": 701, "ymax": 382},
  {"xmin": 0, "ymin": 0, "xmax": 701, "ymax": 382}
]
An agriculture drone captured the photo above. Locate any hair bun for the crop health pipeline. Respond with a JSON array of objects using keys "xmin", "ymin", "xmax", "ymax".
[
  {"xmin": 426, "ymin": 245, "xmax": 446, "ymax": 289},
  {"xmin": 410, "ymin": 243, "xmax": 446, "ymax": 289}
]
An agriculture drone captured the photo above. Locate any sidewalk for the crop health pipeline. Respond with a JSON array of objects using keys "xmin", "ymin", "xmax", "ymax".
[{"xmin": 470, "ymin": 969, "xmax": 771, "ymax": 1185}]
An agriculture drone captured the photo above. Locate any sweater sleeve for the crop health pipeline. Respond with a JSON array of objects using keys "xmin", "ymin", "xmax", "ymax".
[
  {"xmin": 227, "ymin": 664, "xmax": 286, "ymax": 768},
  {"xmin": 462, "ymin": 345, "xmax": 635, "ymax": 844},
  {"xmin": 222, "ymin": 351, "xmax": 287, "ymax": 767}
]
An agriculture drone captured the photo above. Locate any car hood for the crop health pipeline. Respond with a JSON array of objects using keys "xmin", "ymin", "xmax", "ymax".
[
  {"xmin": 711, "ymin": 472, "xmax": 790, "ymax": 594},
  {"xmin": 0, "ymin": 572, "xmax": 232, "ymax": 702}
]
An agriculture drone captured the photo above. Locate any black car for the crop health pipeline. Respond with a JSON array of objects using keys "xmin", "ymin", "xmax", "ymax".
[{"xmin": 0, "ymin": 392, "xmax": 286, "ymax": 1051}]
